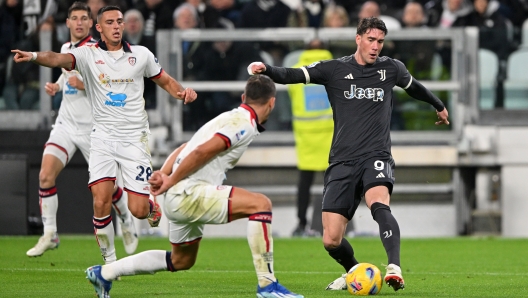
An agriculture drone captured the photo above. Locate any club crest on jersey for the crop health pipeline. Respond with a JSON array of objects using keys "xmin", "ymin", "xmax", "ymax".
[
  {"xmin": 344, "ymin": 85, "xmax": 384, "ymax": 102},
  {"xmin": 105, "ymin": 92, "xmax": 127, "ymax": 107},
  {"xmin": 378, "ymin": 69, "xmax": 386, "ymax": 81},
  {"xmin": 128, "ymin": 57, "xmax": 136, "ymax": 66}
]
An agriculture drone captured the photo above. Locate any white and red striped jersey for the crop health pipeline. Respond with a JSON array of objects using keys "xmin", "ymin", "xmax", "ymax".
[{"xmin": 173, "ymin": 104, "xmax": 265, "ymax": 185}]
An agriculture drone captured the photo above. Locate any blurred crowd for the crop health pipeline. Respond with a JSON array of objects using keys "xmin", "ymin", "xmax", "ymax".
[{"xmin": 1, "ymin": 0, "xmax": 527, "ymax": 129}]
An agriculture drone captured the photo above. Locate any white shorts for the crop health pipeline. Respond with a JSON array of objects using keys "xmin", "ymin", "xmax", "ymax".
[
  {"xmin": 164, "ymin": 181, "xmax": 233, "ymax": 245},
  {"xmin": 45, "ymin": 124, "xmax": 90, "ymax": 165},
  {"xmin": 88, "ymin": 137, "xmax": 152, "ymax": 196}
]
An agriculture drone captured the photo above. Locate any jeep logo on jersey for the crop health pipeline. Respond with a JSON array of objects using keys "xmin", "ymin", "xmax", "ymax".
[
  {"xmin": 105, "ymin": 92, "xmax": 127, "ymax": 107},
  {"xmin": 64, "ymin": 82, "xmax": 78, "ymax": 95},
  {"xmin": 344, "ymin": 85, "xmax": 384, "ymax": 102},
  {"xmin": 128, "ymin": 57, "xmax": 136, "ymax": 66}
]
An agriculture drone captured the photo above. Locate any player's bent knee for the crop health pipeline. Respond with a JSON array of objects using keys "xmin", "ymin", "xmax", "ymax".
[
  {"xmin": 128, "ymin": 204, "xmax": 149, "ymax": 219},
  {"xmin": 254, "ymin": 193, "xmax": 272, "ymax": 212},
  {"xmin": 322, "ymin": 236, "xmax": 341, "ymax": 249},
  {"xmin": 38, "ymin": 169, "xmax": 56, "ymax": 187},
  {"xmin": 171, "ymin": 254, "xmax": 197, "ymax": 271}
]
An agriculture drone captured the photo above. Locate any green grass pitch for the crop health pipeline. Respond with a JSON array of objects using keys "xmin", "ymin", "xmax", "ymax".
[{"xmin": 1, "ymin": 235, "xmax": 527, "ymax": 297}]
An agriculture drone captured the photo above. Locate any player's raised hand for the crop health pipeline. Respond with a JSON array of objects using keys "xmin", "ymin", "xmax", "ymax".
[
  {"xmin": 45, "ymin": 82, "xmax": 59, "ymax": 96},
  {"xmin": 247, "ymin": 62, "xmax": 266, "ymax": 75},
  {"xmin": 11, "ymin": 49, "xmax": 33, "ymax": 63},
  {"xmin": 435, "ymin": 108, "xmax": 450, "ymax": 125},
  {"xmin": 177, "ymin": 87, "xmax": 197, "ymax": 104},
  {"xmin": 68, "ymin": 76, "xmax": 84, "ymax": 90}
]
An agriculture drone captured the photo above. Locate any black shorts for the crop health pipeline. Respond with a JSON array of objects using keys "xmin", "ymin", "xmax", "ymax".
[{"xmin": 322, "ymin": 152, "xmax": 395, "ymax": 220}]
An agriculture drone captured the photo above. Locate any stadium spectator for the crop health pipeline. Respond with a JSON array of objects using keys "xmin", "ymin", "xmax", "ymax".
[
  {"xmin": 12, "ymin": 5, "xmax": 197, "ymax": 266},
  {"xmin": 248, "ymin": 16, "xmax": 450, "ymax": 293},
  {"xmin": 0, "ymin": 0, "xmax": 22, "ymax": 101},
  {"xmin": 209, "ymin": 0, "xmax": 242, "ymax": 26},
  {"xmin": 322, "ymin": 3, "xmax": 349, "ymax": 28},
  {"xmin": 3, "ymin": 17, "xmax": 61, "ymax": 110},
  {"xmin": 184, "ymin": 0, "xmax": 222, "ymax": 28},
  {"xmin": 425, "ymin": 0, "xmax": 473, "ymax": 72},
  {"xmin": 303, "ymin": 0, "xmax": 326, "ymax": 28},
  {"xmin": 393, "ymin": 1, "xmax": 437, "ymax": 79},
  {"xmin": 85, "ymin": 74, "xmax": 304, "ymax": 298},
  {"xmin": 351, "ymin": 1, "xmax": 402, "ymax": 30},
  {"xmin": 124, "ymin": 9, "xmax": 158, "ymax": 109},
  {"xmin": 26, "ymin": 1, "xmax": 138, "ymax": 258},
  {"xmin": 454, "ymin": 0, "xmax": 510, "ymax": 60},
  {"xmin": 424, "ymin": 0, "xmax": 473, "ymax": 27},
  {"xmin": 238, "ymin": 0, "xmax": 291, "ymax": 28},
  {"xmin": 321, "ymin": 4, "xmax": 352, "ymax": 59},
  {"xmin": 136, "ymin": 0, "xmax": 179, "ymax": 37},
  {"xmin": 183, "ymin": 21, "xmax": 262, "ymax": 130}
]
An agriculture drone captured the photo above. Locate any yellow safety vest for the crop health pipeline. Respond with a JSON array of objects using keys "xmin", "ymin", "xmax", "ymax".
[{"xmin": 288, "ymin": 49, "xmax": 334, "ymax": 171}]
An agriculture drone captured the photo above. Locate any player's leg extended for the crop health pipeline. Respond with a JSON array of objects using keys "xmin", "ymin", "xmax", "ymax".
[
  {"xmin": 323, "ymin": 211, "xmax": 359, "ymax": 290},
  {"xmin": 86, "ymin": 239, "xmax": 200, "ymax": 297},
  {"xmin": 27, "ymin": 152, "xmax": 64, "ymax": 257},
  {"xmin": 365, "ymin": 186, "xmax": 404, "ymax": 291},
  {"xmin": 230, "ymin": 187, "xmax": 303, "ymax": 298}
]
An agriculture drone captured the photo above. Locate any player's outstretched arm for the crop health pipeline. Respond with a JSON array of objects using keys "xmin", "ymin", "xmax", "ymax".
[
  {"xmin": 12, "ymin": 50, "xmax": 74, "ymax": 69},
  {"xmin": 148, "ymin": 136, "xmax": 226, "ymax": 195},
  {"xmin": 404, "ymin": 78, "xmax": 450, "ymax": 125},
  {"xmin": 247, "ymin": 62, "xmax": 307, "ymax": 84},
  {"xmin": 153, "ymin": 71, "xmax": 197, "ymax": 104}
]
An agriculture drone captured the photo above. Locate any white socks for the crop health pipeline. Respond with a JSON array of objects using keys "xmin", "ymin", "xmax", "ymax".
[
  {"xmin": 112, "ymin": 187, "xmax": 129, "ymax": 222},
  {"xmin": 101, "ymin": 250, "xmax": 168, "ymax": 280},
  {"xmin": 247, "ymin": 212, "xmax": 277, "ymax": 287},
  {"xmin": 94, "ymin": 215, "xmax": 116, "ymax": 264},
  {"xmin": 39, "ymin": 186, "xmax": 58, "ymax": 233}
]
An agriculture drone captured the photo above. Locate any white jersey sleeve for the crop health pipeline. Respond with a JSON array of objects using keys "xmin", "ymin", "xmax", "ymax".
[{"xmin": 143, "ymin": 48, "xmax": 163, "ymax": 79}]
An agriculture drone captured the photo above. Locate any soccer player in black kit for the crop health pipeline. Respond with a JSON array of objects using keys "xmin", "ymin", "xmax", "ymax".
[{"xmin": 248, "ymin": 17, "xmax": 450, "ymax": 292}]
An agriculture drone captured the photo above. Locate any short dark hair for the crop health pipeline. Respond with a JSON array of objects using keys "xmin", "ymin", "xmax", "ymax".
[
  {"xmin": 357, "ymin": 17, "xmax": 387, "ymax": 36},
  {"xmin": 68, "ymin": 1, "xmax": 91, "ymax": 19},
  {"xmin": 244, "ymin": 75, "xmax": 276, "ymax": 105},
  {"xmin": 97, "ymin": 5, "xmax": 122, "ymax": 22}
]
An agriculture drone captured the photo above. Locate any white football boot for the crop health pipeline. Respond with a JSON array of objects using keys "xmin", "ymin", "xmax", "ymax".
[
  {"xmin": 26, "ymin": 231, "xmax": 60, "ymax": 257},
  {"xmin": 325, "ymin": 273, "xmax": 347, "ymax": 290},
  {"xmin": 384, "ymin": 264, "xmax": 405, "ymax": 291}
]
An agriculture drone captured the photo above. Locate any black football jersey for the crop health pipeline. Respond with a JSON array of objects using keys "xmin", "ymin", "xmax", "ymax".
[{"xmin": 303, "ymin": 55, "xmax": 412, "ymax": 163}]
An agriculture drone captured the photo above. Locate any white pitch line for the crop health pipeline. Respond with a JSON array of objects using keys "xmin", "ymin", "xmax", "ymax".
[{"xmin": 2, "ymin": 268, "xmax": 528, "ymax": 276}]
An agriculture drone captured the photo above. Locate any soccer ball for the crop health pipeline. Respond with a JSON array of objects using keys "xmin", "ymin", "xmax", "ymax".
[{"xmin": 345, "ymin": 263, "xmax": 383, "ymax": 296}]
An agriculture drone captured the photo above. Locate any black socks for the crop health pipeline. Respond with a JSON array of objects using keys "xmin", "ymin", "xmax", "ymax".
[
  {"xmin": 325, "ymin": 238, "xmax": 359, "ymax": 272},
  {"xmin": 371, "ymin": 202, "xmax": 400, "ymax": 266}
]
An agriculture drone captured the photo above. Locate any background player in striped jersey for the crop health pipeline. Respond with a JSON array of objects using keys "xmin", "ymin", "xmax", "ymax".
[
  {"xmin": 248, "ymin": 17, "xmax": 450, "ymax": 292},
  {"xmin": 27, "ymin": 1, "xmax": 138, "ymax": 258},
  {"xmin": 12, "ymin": 6, "xmax": 197, "ymax": 265},
  {"xmin": 84, "ymin": 75, "xmax": 303, "ymax": 298}
]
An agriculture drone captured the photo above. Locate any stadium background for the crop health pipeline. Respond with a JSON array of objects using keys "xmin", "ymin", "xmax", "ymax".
[{"xmin": 1, "ymin": 0, "xmax": 528, "ymax": 239}]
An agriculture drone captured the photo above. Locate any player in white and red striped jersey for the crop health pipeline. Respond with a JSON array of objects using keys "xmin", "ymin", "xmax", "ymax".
[
  {"xmin": 26, "ymin": 1, "xmax": 138, "ymax": 259},
  {"xmin": 84, "ymin": 75, "xmax": 304, "ymax": 298}
]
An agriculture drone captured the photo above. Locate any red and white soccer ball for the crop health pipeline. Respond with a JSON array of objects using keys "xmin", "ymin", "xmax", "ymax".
[{"xmin": 345, "ymin": 263, "xmax": 383, "ymax": 296}]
